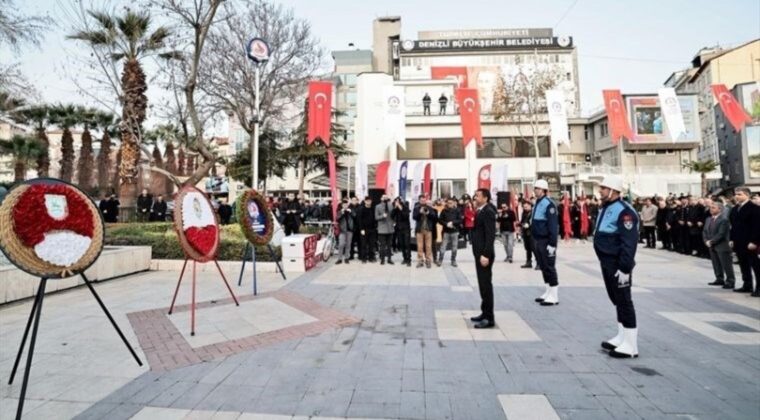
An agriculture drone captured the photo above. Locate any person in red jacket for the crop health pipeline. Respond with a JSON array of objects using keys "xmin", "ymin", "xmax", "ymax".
[{"xmin": 463, "ymin": 200, "xmax": 476, "ymax": 245}]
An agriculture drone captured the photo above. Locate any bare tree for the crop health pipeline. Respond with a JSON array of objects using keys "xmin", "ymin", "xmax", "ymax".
[
  {"xmin": 492, "ymin": 63, "xmax": 566, "ymax": 172},
  {"xmin": 151, "ymin": 0, "xmax": 226, "ymax": 188},
  {"xmin": 0, "ymin": 0, "xmax": 50, "ymax": 98},
  {"xmin": 196, "ymin": 0, "xmax": 324, "ymax": 189}
]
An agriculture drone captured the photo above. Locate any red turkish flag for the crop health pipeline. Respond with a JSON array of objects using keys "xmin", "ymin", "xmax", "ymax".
[
  {"xmin": 423, "ymin": 163, "xmax": 431, "ymax": 196},
  {"xmin": 477, "ymin": 164, "xmax": 491, "ymax": 189},
  {"xmin": 375, "ymin": 161, "xmax": 390, "ymax": 191},
  {"xmin": 307, "ymin": 81, "xmax": 332, "ymax": 145},
  {"xmin": 456, "ymin": 88, "xmax": 483, "ymax": 147},
  {"xmin": 431, "ymin": 67, "xmax": 468, "ymax": 88},
  {"xmin": 327, "ymin": 149, "xmax": 339, "ymax": 225},
  {"xmin": 712, "ymin": 84, "xmax": 752, "ymax": 131},
  {"xmin": 603, "ymin": 90, "xmax": 634, "ymax": 145}
]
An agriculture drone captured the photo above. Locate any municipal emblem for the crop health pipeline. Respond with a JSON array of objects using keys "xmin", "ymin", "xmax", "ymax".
[
  {"xmin": 623, "ymin": 214, "xmax": 634, "ymax": 230},
  {"xmin": 401, "ymin": 40, "xmax": 415, "ymax": 51},
  {"xmin": 480, "ymin": 169, "xmax": 490, "ymax": 180}
]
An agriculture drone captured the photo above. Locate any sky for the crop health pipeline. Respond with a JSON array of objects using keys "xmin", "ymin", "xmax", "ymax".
[{"xmin": 4, "ymin": 0, "xmax": 760, "ymax": 121}]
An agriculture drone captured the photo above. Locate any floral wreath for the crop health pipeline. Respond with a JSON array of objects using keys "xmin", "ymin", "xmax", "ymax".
[
  {"xmin": 0, "ymin": 178, "xmax": 104, "ymax": 279},
  {"xmin": 173, "ymin": 185, "xmax": 220, "ymax": 262},
  {"xmin": 236, "ymin": 189, "xmax": 274, "ymax": 246}
]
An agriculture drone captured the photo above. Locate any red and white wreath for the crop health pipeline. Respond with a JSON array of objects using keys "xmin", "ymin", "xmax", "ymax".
[
  {"xmin": 12, "ymin": 184, "xmax": 95, "ymax": 266},
  {"xmin": 178, "ymin": 188, "xmax": 219, "ymax": 258}
]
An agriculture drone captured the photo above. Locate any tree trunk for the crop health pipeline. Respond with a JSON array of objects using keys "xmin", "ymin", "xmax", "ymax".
[
  {"xmin": 59, "ymin": 127, "xmax": 75, "ymax": 182},
  {"xmin": 36, "ymin": 129, "xmax": 49, "ymax": 177},
  {"xmin": 701, "ymin": 173, "xmax": 707, "ymax": 197},
  {"xmin": 77, "ymin": 128, "xmax": 95, "ymax": 193},
  {"xmin": 14, "ymin": 162, "xmax": 25, "ymax": 182},
  {"xmin": 298, "ymin": 158, "xmax": 305, "ymax": 198},
  {"xmin": 119, "ymin": 57, "xmax": 148, "ymax": 215}
]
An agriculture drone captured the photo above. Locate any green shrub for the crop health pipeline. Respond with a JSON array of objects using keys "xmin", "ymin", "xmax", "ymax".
[{"xmin": 104, "ymin": 222, "xmax": 279, "ymax": 261}]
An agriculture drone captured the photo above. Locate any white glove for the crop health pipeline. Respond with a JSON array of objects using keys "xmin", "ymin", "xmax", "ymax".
[
  {"xmin": 615, "ymin": 270, "xmax": 631, "ymax": 287},
  {"xmin": 546, "ymin": 245, "xmax": 556, "ymax": 257}
]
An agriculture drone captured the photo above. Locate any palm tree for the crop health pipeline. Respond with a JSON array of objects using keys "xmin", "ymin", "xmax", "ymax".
[
  {"xmin": 682, "ymin": 159, "xmax": 719, "ymax": 197},
  {"xmin": 177, "ymin": 147, "xmax": 186, "ymax": 176},
  {"xmin": 96, "ymin": 112, "xmax": 116, "ymax": 196},
  {"xmin": 68, "ymin": 9, "xmax": 174, "ymax": 208},
  {"xmin": 76, "ymin": 106, "xmax": 99, "ymax": 193},
  {"xmin": 0, "ymin": 134, "xmax": 44, "ymax": 182},
  {"xmin": 48, "ymin": 104, "xmax": 78, "ymax": 182},
  {"xmin": 17, "ymin": 105, "xmax": 50, "ymax": 177}
]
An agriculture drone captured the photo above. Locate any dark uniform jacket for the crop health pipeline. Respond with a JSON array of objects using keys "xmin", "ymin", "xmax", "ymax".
[
  {"xmin": 531, "ymin": 196, "xmax": 559, "ymax": 246},
  {"xmin": 593, "ymin": 198, "xmax": 639, "ymax": 273},
  {"xmin": 520, "ymin": 209, "xmax": 532, "ymax": 238},
  {"xmin": 471, "ymin": 203, "xmax": 496, "ymax": 260}
]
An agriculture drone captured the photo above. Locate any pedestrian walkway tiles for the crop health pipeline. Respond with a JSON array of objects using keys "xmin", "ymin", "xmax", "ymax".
[
  {"xmin": 127, "ymin": 290, "xmax": 361, "ymax": 371},
  {"xmin": 657, "ymin": 311, "xmax": 760, "ymax": 345},
  {"xmin": 118, "ymin": 392, "xmax": 561, "ymax": 419},
  {"xmin": 311, "ymin": 263, "xmax": 449, "ymax": 287},
  {"xmin": 708, "ymin": 292, "xmax": 760, "ymax": 311},
  {"xmin": 435, "ymin": 310, "xmax": 541, "ymax": 342}
]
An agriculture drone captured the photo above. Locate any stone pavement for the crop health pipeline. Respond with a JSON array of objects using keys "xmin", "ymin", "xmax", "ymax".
[{"xmin": 1, "ymin": 241, "xmax": 759, "ymax": 419}]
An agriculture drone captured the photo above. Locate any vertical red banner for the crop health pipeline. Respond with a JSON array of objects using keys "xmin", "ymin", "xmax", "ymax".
[
  {"xmin": 423, "ymin": 163, "xmax": 431, "ymax": 197},
  {"xmin": 562, "ymin": 193, "xmax": 572, "ymax": 240},
  {"xmin": 456, "ymin": 88, "xmax": 483, "ymax": 148},
  {"xmin": 308, "ymin": 81, "xmax": 333, "ymax": 145},
  {"xmin": 375, "ymin": 161, "xmax": 390, "ymax": 191},
  {"xmin": 327, "ymin": 149, "xmax": 338, "ymax": 224},
  {"xmin": 602, "ymin": 89, "xmax": 634, "ymax": 144},
  {"xmin": 711, "ymin": 84, "xmax": 752, "ymax": 131},
  {"xmin": 477, "ymin": 164, "xmax": 491, "ymax": 189}
]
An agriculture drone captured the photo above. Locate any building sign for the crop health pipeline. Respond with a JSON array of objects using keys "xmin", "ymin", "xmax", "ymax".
[
  {"xmin": 418, "ymin": 28, "xmax": 553, "ymax": 40},
  {"xmin": 400, "ymin": 36, "xmax": 573, "ymax": 53},
  {"xmin": 625, "ymin": 95, "xmax": 700, "ymax": 144}
]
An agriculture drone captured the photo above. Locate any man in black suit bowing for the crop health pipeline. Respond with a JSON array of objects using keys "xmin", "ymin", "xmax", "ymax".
[{"xmin": 470, "ymin": 188, "xmax": 497, "ymax": 328}]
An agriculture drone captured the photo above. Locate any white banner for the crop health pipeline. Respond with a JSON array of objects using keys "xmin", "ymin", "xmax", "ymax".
[
  {"xmin": 657, "ymin": 88, "xmax": 687, "ymax": 142},
  {"xmin": 489, "ymin": 163, "xmax": 508, "ymax": 197},
  {"xmin": 411, "ymin": 160, "xmax": 426, "ymax": 203},
  {"xmin": 382, "ymin": 85, "xmax": 406, "ymax": 149},
  {"xmin": 354, "ymin": 159, "xmax": 367, "ymax": 199},
  {"xmin": 546, "ymin": 90, "xmax": 569, "ymax": 145},
  {"xmin": 386, "ymin": 161, "xmax": 399, "ymax": 197}
]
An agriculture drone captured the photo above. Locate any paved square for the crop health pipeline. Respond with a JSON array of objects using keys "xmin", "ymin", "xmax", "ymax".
[
  {"xmin": 435, "ymin": 310, "xmax": 541, "ymax": 342},
  {"xmin": 168, "ymin": 297, "xmax": 319, "ymax": 348},
  {"xmin": 657, "ymin": 312, "xmax": 760, "ymax": 345},
  {"xmin": 1, "ymin": 242, "xmax": 759, "ymax": 419}
]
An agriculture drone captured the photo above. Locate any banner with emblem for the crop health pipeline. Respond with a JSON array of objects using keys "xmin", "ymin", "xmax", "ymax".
[
  {"xmin": 456, "ymin": 88, "xmax": 483, "ymax": 147},
  {"xmin": 386, "ymin": 161, "xmax": 399, "ymax": 197},
  {"xmin": 603, "ymin": 89, "xmax": 634, "ymax": 145},
  {"xmin": 711, "ymin": 84, "xmax": 752, "ymax": 131},
  {"xmin": 488, "ymin": 163, "xmax": 507, "ymax": 198},
  {"xmin": 412, "ymin": 161, "xmax": 425, "ymax": 202},
  {"xmin": 477, "ymin": 164, "xmax": 491, "ymax": 190},
  {"xmin": 546, "ymin": 90, "xmax": 569, "ymax": 145},
  {"xmin": 307, "ymin": 81, "xmax": 333, "ymax": 145},
  {"xmin": 398, "ymin": 161, "xmax": 409, "ymax": 200},
  {"xmin": 382, "ymin": 86, "xmax": 406, "ymax": 149},
  {"xmin": 355, "ymin": 159, "xmax": 367, "ymax": 199},
  {"xmin": 657, "ymin": 88, "xmax": 686, "ymax": 142}
]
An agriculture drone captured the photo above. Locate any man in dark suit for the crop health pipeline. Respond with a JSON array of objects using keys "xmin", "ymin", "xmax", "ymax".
[
  {"xmin": 729, "ymin": 187, "xmax": 760, "ymax": 296},
  {"xmin": 470, "ymin": 188, "xmax": 497, "ymax": 329},
  {"xmin": 704, "ymin": 202, "xmax": 735, "ymax": 289}
]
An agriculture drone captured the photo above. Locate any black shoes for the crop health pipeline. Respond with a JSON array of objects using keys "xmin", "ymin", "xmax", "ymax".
[
  {"xmin": 600, "ymin": 341, "xmax": 616, "ymax": 351},
  {"xmin": 521, "ymin": 263, "xmax": 532, "ymax": 269},
  {"xmin": 734, "ymin": 287, "xmax": 752, "ymax": 293},
  {"xmin": 708, "ymin": 280, "xmax": 725, "ymax": 286},
  {"xmin": 344, "ymin": 259, "xmax": 349, "ymax": 265},
  {"xmin": 722, "ymin": 283, "xmax": 734, "ymax": 289},
  {"xmin": 508, "ymin": 258, "xmax": 513, "ymax": 263},
  {"xmin": 387, "ymin": 259, "xmax": 394, "ymax": 265},
  {"xmin": 470, "ymin": 314, "xmax": 486, "ymax": 322},
  {"xmin": 473, "ymin": 320, "xmax": 496, "ymax": 329},
  {"xmin": 335, "ymin": 260, "xmax": 343, "ymax": 265},
  {"xmin": 380, "ymin": 259, "xmax": 385, "ymax": 265},
  {"xmin": 451, "ymin": 261, "xmax": 458, "ymax": 267},
  {"xmin": 752, "ymin": 290, "xmax": 760, "ymax": 297}
]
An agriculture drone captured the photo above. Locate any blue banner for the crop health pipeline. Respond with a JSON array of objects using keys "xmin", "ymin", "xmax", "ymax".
[{"xmin": 398, "ymin": 161, "xmax": 409, "ymax": 199}]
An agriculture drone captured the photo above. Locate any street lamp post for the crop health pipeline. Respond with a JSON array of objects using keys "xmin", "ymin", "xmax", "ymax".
[{"xmin": 246, "ymin": 37, "xmax": 271, "ymax": 191}]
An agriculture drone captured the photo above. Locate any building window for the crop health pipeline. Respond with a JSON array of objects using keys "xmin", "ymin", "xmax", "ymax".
[
  {"xmin": 600, "ymin": 123, "xmax": 608, "ymax": 137},
  {"xmin": 345, "ymin": 74, "xmax": 357, "ymax": 86},
  {"xmin": 397, "ymin": 138, "xmax": 465, "ymax": 160},
  {"xmin": 584, "ymin": 126, "xmax": 589, "ymax": 141},
  {"xmin": 476, "ymin": 137, "xmax": 551, "ymax": 158}
]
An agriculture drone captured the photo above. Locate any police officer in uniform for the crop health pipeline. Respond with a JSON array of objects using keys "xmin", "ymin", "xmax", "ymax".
[
  {"xmin": 531, "ymin": 179, "xmax": 560, "ymax": 306},
  {"xmin": 595, "ymin": 176, "xmax": 639, "ymax": 358}
]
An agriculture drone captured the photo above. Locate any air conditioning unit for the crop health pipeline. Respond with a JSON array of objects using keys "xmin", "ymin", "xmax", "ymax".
[{"xmin": 593, "ymin": 152, "xmax": 601, "ymax": 157}]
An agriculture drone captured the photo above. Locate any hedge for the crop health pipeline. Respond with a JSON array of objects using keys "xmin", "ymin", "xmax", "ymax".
[{"xmin": 104, "ymin": 222, "xmax": 281, "ymax": 261}]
